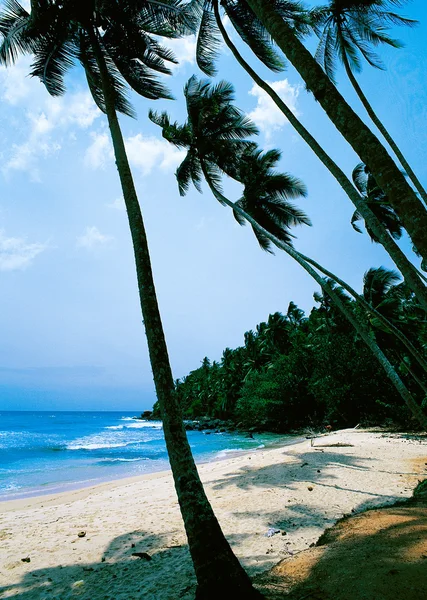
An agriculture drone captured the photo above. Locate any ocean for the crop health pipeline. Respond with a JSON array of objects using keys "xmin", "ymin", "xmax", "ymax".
[{"xmin": 0, "ymin": 411, "xmax": 292, "ymax": 501}]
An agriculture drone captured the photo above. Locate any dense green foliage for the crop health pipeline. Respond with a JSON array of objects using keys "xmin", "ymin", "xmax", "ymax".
[{"xmin": 153, "ymin": 275, "xmax": 427, "ymax": 431}]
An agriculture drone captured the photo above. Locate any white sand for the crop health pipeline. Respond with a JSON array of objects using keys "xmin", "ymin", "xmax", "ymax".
[{"xmin": 0, "ymin": 430, "xmax": 426, "ymax": 600}]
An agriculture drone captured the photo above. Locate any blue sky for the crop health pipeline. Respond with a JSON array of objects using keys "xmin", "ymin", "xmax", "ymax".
[{"xmin": 0, "ymin": 0, "xmax": 426, "ymax": 411}]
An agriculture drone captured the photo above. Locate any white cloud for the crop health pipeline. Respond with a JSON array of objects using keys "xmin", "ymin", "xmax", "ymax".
[
  {"xmin": 0, "ymin": 55, "xmax": 38, "ymax": 105},
  {"xmin": 0, "ymin": 231, "xmax": 48, "ymax": 271},
  {"xmin": 248, "ymin": 79, "xmax": 301, "ymax": 140},
  {"xmin": 84, "ymin": 132, "xmax": 113, "ymax": 170},
  {"xmin": 0, "ymin": 55, "xmax": 101, "ymax": 180},
  {"xmin": 125, "ymin": 133, "xmax": 185, "ymax": 176},
  {"xmin": 3, "ymin": 93, "xmax": 101, "ymax": 180},
  {"xmin": 76, "ymin": 226, "xmax": 113, "ymax": 250},
  {"xmin": 160, "ymin": 35, "xmax": 197, "ymax": 70},
  {"xmin": 107, "ymin": 197, "xmax": 126, "ymax": 211},
  {"xmin": 85, "ymin": 131, "xmax": 185, "ymax": 177},
  {"xmin": 5, "ymin": 139, "xmax": 61, "ymax": 182}
]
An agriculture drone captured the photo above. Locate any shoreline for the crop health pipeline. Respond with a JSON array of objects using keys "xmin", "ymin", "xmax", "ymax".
[
  {"xmin": 0, "ymin": 431, "xmax": 305, "ymax": 505},
  {"xmin": 1, "ymin": 429, "xmax": 425, "ymax": 600}
]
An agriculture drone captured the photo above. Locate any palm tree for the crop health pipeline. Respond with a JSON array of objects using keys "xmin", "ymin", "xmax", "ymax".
[
  {"xmin": 232, "ymin": 145, "xmax": 311, "ymax": 250},
  {"xmin": 191, "ymin": 0, "xmax": 427, "ymax": 311},
  {"xmin": 362, "ymin": 267, "xmax": 427, "ymax": 394},
  {"xmin": 228, "ymin": 0, "xmax": 427, "ymax": 262},
  {"xmin": 287, "ymin": 301, "xmax": 306, "ymax": 328},
  {"xmin": 263, "ymin": 312, "xmax": 291, "ymax": 357},
  {"xmin": 313, "ymin": 0, "xmax": 427, "ymax": 206},
  {"xmin": 300, "ymin": 254, "xmax": 427, "ymax": 376},
  {"xmin": 220, "ymin": 347, "xmax": 245, "ymax": 415},
  {"xmin": 350, "ymin": 163, "xmax": 427, "ymax": 274},
  {"xmin": 0, "ymin": 2, "xmax": 265, "ymax": 597},
  {"xmin": 153, "ymin": 75, "xmax": 427, "ymax": 428},
  {"xmin": 350, "ymin": 163, "xmax": 404, "ymax": 242}
]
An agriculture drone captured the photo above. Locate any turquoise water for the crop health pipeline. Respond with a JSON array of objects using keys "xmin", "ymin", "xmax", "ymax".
[{"xmin": 0, "ymin": 411, "xmax": 292, "ymax": 500}]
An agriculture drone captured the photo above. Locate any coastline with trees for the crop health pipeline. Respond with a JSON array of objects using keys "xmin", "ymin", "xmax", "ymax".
[{"xmin": 0, "ymin": 0, "xmax": 426, "ymax": 598}]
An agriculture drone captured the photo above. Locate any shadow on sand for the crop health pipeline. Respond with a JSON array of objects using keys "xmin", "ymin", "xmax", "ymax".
[
  {"xmin": 2, "ymin": 450, "xmax": 423, "ymax": 600},
  {"xmin": 255, "ymin": 494, "xmax": 427, "ymax": 600},
  {"xmin": 0, "ymin": 530, "xmax": 196, "ymax": 600}
]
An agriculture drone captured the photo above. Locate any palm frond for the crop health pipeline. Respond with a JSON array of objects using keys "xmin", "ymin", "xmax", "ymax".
[
  {"xmin": 232, "ymin": 198, "xmax": 247, "ymax": 226},
  {"xmin": 363, "ymin": 265, "xmax": 401, "ymax": 308},
  {"xmin": 176, "ymin": 150, "xmax": 203, "ymax": 195},
  {"xmin": 314, "ymin": 0, "xmax": 415, "ymax": 75},
  {"xmin": 149, "ymin": 109, "xmax": 192, "ymax": 147},
  {"xmin": 222, "ymin": 0, "xmax": 286, "ymax": 72},
  {"xmin": 0, "ymin": 0, "xmax": 33, "ymax": 65},
  {"xmin": 79, "ymin": 32, "xmax": 136, "ymax": 118},
  {"xmin": 30, "ymin": 36, "xmax": 77, "ymax": 96},
  {"xmin": 196, "ymin": 1, "xmax": 222, "ymax": 76},
  {"xmin": 131, "ymin": 0, "xmax": 199, "ymax": 37},
  {"xmin": 350, "ymin": 209, "xmax": 364, "ymax": 234},
  {"xmin": 352, "ymin": 163, "xmax": 368, "ymax": 194}
]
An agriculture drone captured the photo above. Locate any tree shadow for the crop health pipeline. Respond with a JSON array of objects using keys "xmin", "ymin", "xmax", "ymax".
[
  {"xmin": 254, "ymin": 499, "xmax": 427, "ymax": 600},
  {"xmin": 211, "ymin": 447, "xmax": 422, "ymax": 494},
  {"xmin": 0, "ymin": 530, "xmax": 196, "ymax": 600},
  {"xmin": 211, "ymin": 450, "xmax": 375, "ymax": 493}
]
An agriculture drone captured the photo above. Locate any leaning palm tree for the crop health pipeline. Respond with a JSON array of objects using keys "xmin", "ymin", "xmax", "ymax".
[
  {"xmin": 0, "ymin": 2, "xmax": 265, "ymax": 597},
  {"xmin": 191, "ymin": 0, "xmax": 427, "ymax": 311},
  {"xmin": 225, "ymin": 0, "xmax": 427, "ymax": 262},
  {"xmin": 313, "ymin": 0, "xmax": 427, "ymax": 206},
  {"xmin": 152, "ymin": 75, "xmax": 427, "ymax": 428}
]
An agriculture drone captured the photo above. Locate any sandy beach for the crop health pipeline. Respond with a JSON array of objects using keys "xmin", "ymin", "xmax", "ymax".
[{"xmin": 0, "ymin": 429, "xmax": 426, "ymax": 600}]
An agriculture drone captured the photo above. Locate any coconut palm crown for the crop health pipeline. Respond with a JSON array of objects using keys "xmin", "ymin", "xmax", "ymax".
[
  {"xmin": 312, "ymin": 0, "xmax": 417, "ymax": 82},
  {"xmin": 311, "ymin": 1, "xmax": 427, "ymax": 207},
  {"xmin": 193, "ymin": 0, "xmax": 310, "ymax": 77},
  {"xmin": 350, "ymin": 162, "xmax": 403, "ymax": 242},
  {"xmin": 150, "ymin": 75, "xmax": 310, "ymax": 252},
  {"xmin": 0, "ymin": 0, "xmax": 196, "ymax": 110}
]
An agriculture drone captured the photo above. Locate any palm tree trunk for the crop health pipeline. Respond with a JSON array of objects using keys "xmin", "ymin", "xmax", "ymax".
[
  {"xmin": 201, "ymin": 165, "xmax": 427, "ymax": 429},
  {"xmin": 342, "ymin": 53, "xmax": 427, "ymax": 208},
  {"xmin": 243, "ymin": 0, "xmax": 427, "ymax": 262},
  {"xmin": 89, "ymin": 28, "xmax": 264, "ymax": 600},
  {"xmin": 213, "ymin": 1, "xmax": 427, "ymax": 313},
  {"xmin": 294, "ymin": 252, "xmax": 427, "ymax": 375},
  {"xmin": 401, "ymin": 359, "xmax": 427, "ymax": 396}
]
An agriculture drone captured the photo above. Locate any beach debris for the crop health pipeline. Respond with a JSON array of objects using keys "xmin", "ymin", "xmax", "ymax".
[
  {"xmin": 265, "ymin": 528, "xmax": 281, "ymax": 537},
  {"xmin": 131, "ymin": 543, "xmax": 136, "ymax": 548},
  {"xmin": 77, "ymin": 531, "xmax": 86, "ymax": 538},
  {"xmin": 132, "ymin": 552, "xmax": 152, "ymax": 561},
  {"xmin": 72, "ymin": 580, "xmax": 84, "ymax": 588},
  {"xmin": 281, "ymin": 531, "xmax": 287, "ymax": 536},
  {"xmin": 308, "ymin": 486, "xmax": 314, "ymax": 491},
  {"xmin": 21, "ymin": 557, "xmax": 31, "ymax": 563},
  {"xmin": 300, "ymin": 462, "xmax": 309, "ymax": 468}
]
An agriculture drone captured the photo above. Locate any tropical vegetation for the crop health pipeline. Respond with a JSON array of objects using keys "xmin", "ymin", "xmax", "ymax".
[
  {"xmin": 0, "ymin": 1, "xmax": 265, "ymax": 597},
  {"xmin": 193, "ymin": 0, "xmax": 427, "ymax": 310},
  {"xmin": 153, "ymin": 75, "xmax": 427, "ymax": 429},
  {"xmin": 153, "ymin": 270, "xmax": 427, "ymax": 432},
  {"xmin": 1, "ymin": 0, "xmax": 427, "ymax": 597}
]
